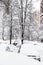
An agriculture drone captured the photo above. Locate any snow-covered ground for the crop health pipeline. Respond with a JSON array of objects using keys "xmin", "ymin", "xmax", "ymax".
[
  {"xmin": 0, "ymin": 40, "xmax": 43, "ymax": 65},
  {"xmin": 0, "ymin": 52, "xmax": 41, "ymax": 65}
]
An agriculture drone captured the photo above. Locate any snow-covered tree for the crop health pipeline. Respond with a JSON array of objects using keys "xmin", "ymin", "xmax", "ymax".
[{"xmin": 39, "ymin": 0, "xmax": 43, "ymax": 41}]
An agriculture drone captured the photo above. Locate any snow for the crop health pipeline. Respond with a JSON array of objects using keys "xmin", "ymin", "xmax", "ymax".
[
  {"xmin": 0, "ymin": 40, "xmax": 43, "ymax": 65},
  {"xmin": 21, "ymin": 40, "xmax": 43, "ymax": 56},
  {"xmin": 20, "ymin": 43, "xmax": 39, "ymax": 56},
  {"xmin": 0, "ymin": 52, "xmax": 41, "ymax": 65}
]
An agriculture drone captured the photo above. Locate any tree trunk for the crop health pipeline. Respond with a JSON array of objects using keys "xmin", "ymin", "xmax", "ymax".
[
  {"xmin": 21, "ymin": 0, "xmax": 24, "ymax": 44},
  {"xmin": 2, "ymin": 14, "xmax": 4, "ymax": 40},
  {"xmin": 10, "ymin": 24, "xmax": 12, "ymax": 44},
  {"xmin": 2, "ymin": 26, "xmax": 4, "ymax": 40},
  {"xmin": 18, "ymin": 0, "xmax": 23, "ymax": 53},
  {"xmin": 10, "ymin": 6, "xmax": 12, "ymax": 44}
]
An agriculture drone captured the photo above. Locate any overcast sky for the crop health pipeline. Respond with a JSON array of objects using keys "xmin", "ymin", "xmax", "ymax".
[{"xmin": 33, "ymin": 0, "xmax": 40, "ymax": 11}]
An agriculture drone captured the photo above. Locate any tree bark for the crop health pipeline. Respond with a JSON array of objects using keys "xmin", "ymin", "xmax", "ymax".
[
  {"xmin": 21, "ymin": 0, "xmax": 24, "ymax": 44},
  {"xmin": 10, "ymin": 6, "xmax": 12, "ymax": 44},
  {"xmin": 2, "ymin": 25, "xmax": 4, "ymax": 40}
]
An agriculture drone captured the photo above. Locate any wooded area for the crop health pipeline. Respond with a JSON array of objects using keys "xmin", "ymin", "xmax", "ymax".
[{"xmin": 0, "ymin": 0, "xmax": 42, "ymax": 45}]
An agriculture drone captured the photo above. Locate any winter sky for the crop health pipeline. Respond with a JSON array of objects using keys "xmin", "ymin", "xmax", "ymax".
[{"xmin": 33, "ymin": 0, "xmax": 40, "ymax": 11}]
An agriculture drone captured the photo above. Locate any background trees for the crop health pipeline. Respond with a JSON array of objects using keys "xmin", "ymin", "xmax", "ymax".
[
  {"xmin": 39, "ymin": 0, "xmax": 43, "ymax": 41},
  {"xmin": 0, "ymin": 0, "xmax": 40, "ymax": 43}
]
